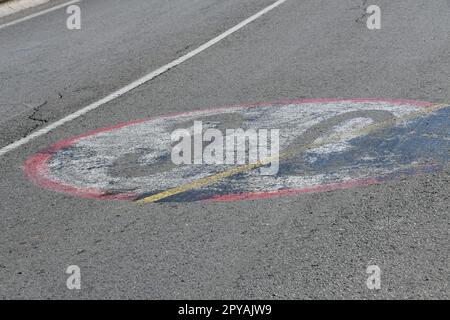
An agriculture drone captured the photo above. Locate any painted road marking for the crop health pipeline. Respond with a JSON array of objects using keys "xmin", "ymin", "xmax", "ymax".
[
  {"xmin": 0, "ymin": 0, "xmax": 49, "ymax": 19},
  {"xmin": 0, "ymin": 0, "xmax": 81, "ymax": 30},
  {"xmin": 25, "ymin": 99, "xmax": 450, "ymax": 203},
  {"xmin": 0, "ymin": 0, "xmax": 288, "ymax": 156}
]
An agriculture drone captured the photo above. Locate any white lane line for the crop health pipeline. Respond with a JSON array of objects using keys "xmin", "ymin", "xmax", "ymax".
[
  {"xmin": 0, "ymin": 0, "xmax": 49, "ymax": 19},
  {"xmin": 0, "ymin": 0, "xmax": 288, "ymax": 157},
  {"xmin": 0, "ymin": 0, "xmax": 81, "ymax": 31}
]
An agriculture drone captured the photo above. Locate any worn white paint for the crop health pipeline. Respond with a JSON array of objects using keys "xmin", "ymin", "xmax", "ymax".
[{"xmin": 0, "ymin": 0, "xmax": 49, "ymax": 19}]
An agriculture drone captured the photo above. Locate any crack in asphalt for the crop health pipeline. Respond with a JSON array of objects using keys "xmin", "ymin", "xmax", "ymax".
[
  {"xmin": 27, "ymin": 101, "xmax": 48, "ymax": 124},
  {"xmin": 355, "ymin": 0, "xmax": 370, "ymax": 24},
  {"xmin": 21, "ymin": 101, "xmax": 50, "ymax": 136}
]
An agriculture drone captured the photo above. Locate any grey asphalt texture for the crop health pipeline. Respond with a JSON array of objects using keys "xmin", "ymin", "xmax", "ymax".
[{"xmin": 0, "ymin": 0, "xmax": 449, "ymax": 299}]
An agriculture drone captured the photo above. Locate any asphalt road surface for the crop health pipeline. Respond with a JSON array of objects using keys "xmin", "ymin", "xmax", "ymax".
[{"xmin": 0, "ymin": 0, "xmax": 449, "ymax": 299}]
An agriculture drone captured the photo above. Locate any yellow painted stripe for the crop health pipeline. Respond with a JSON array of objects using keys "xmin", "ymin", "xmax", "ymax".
[
  {"xmin": 136, "ymin": 159, "xmax": 271, "ymax": 203},
  {"xmin": 137, "ymin": 103, "xmax": 449, "ymax": 204}
]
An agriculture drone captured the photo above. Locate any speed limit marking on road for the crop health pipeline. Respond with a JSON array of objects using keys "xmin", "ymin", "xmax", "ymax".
[{"xmin": 25, "ymin": 99, "xmax": 449, "ymax": 203}]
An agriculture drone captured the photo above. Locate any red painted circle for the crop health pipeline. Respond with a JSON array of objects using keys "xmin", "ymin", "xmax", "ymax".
[{"xmin": 24, "ymin": 98, "xmax": 439, "ymax": 202}]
